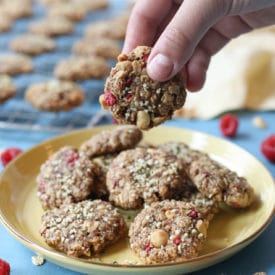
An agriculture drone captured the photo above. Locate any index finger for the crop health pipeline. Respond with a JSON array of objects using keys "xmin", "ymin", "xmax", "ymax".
[{"xmin": 123, "ymin": 0, "xmax": 174, "ymax": 53}]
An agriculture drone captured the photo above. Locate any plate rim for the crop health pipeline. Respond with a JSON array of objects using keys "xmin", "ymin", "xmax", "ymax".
[{"xmin": 0, "ymin": 125, "xmax": 274, "ymax": 270}]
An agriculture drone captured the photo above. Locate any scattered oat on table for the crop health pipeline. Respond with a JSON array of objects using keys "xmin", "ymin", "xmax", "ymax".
[
  {"xmin": 100, "ymin": 46, "xmax": 186, "ymax": 130},
  {"xmin": 129, "ymin": 200, "xmax": 210, "ymax": 264},
  {"xmin": 0, "ymin": 75, "xmax": 17, "ymax": 104},
  {"xmin": 80, "ymin": 125, "xmax": 143, "ymax": 158},
  {"xmin": 106, "ymin": 147, "xmax": 191, "ymax": 209},
  {"xmin": 37, "ymin": 146, "xmax": 97, "ymax": 210},
  {"xmin": 0, "ymin": 53, "xmax": 33, "ymax": 75},
  {"xmin": 29, "ymin": 17, "xmax": 74, "ymax": 36},
  {"xmin": 10, "ymin": 34, "xmax": 56, "ymax": 56},
  {"xmin": 40, "ymin": 200, "xmax": 127, "ymax": 257},
  {"xmin": 72, "ymin": 38, "xmax": 121, "ymax": 59},
  {"xmin": 54, "ymin": 56, "xmax": 109, "ymax": 81},
  {"xmin": 25, "ymin": 80, "xmax": 84, "ymax": 112}
]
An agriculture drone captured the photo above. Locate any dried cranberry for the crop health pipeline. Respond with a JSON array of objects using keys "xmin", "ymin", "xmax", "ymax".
[
  {"xmin": 261, "ymin": 135, "xmax": 275, "ymax": 162},
  {"xmin": 219, "ymin": 114, "xmax": 239, "ymax": 137},
  {"xmin": 142, "ymin": 53, "xmax": 150, "ymax": 62},
  {"xmin": 144, "ymin": 242, "xmax": 152, "ymax": 253},
  {"xmin": 188, "ymin": 209, "xmax": 198, "ymax": 218},
  {"xmin": 1, "ymin": 147, "xmax": 22, "ymax": 167},
  {"xmin": 126, "ymin": 93, "xmax": 133, "ymax": 100},
  {"xmin": 0, "ymin": 258, "xmax": 10, "ymax": 275},
  {"xmin": 112, "ymin": 116, "xmax": 118, "ymax": 125},
  {"xmin": 66, "ymin": 153, "xmax": 79, "ymax": 166},
  {"xmin": 125, "ymin": 77, "xmax": 133, "ymax": 86},
  {"xmin": 173, "ymin": 236, "xmax": 181, "ymax": 245},
  {"xmin": 103, "ymin": 91, "xmax": 116, "ymax": 107}
]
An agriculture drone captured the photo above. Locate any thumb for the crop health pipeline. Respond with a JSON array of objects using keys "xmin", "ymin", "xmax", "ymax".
[{"xmin": 147, "ymin": 0, "xmax": 225, "ymax": 82}]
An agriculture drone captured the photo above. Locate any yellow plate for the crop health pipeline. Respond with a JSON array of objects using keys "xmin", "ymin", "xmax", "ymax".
[{"xmin": 0, "ymin": 125, "xmax": 274, "ymax": 275}]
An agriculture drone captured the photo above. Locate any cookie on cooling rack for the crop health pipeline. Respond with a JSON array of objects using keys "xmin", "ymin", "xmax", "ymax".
[
  {"xmin": 54, "ymin": 57, "xmax": 109, "ymax": 81},
  {"xmin": 99, "ymin": 46, "xmax": 186, "ymax": 130},
  {"xmin": 0, "ymin": 75, "xmax": 17, "ymax": 103},
  {"xmin": 10, "ymin": 34, "xmax": 56, "ymax": 56},
  {"xmin": 80, "ymin": 125, "xmax": 143, "ymax": 158},
  {"xmin": 25, "ymin": 80, "xmax": 84, "ymax": 112},
  {"xmin": 0, "ymin": 54, "xmax": 33, "ymax": 75},
  {"xmin": 106, "ymin": 147, "xmax": 191, "ymax": 209},
  {"xmin": 129, "ymin": 200, "xmax": 210, "ymax": 264},
  {"xmin": 40, "ymin": 200, "xmax": 127, "ymax": 257}
]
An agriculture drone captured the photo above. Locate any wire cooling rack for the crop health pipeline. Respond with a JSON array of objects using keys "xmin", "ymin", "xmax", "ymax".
[{"xmin": 0, "ymin": 0, "xmax": 126, "ymax": 131}]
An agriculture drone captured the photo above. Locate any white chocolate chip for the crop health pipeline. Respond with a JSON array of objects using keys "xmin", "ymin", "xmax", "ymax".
[
  {"xmin": 150, "ymin": 229, "xmax": 169, "ymax": 247},
  {"xmin": 31, "ymin": 254, "xmax": 45, "ymax": 266},
  {"xmin": 196, "ymin": 219, "xmax": 208, "ymax": 236},
  {"xmin": 252, "ymin": 116, "xmax": 267, "ymax": 128},
  {"xmin": 136, "ymin": 110, "xmax": 150, "ymax": 129}
]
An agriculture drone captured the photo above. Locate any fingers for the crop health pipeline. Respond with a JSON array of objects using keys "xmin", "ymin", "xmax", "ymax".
[
  {"xmin": 122, "ymin": 0, "xmax": 173, "ymax": 53},
  {"xmin": 147, "ymin": 0, "xmax": 225, "ymax": 82}
]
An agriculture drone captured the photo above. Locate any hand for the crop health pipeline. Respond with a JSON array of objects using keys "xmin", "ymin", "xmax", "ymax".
[{"xmin": 123, "ymin": 0, "xmax": 275, "ymax": 91}]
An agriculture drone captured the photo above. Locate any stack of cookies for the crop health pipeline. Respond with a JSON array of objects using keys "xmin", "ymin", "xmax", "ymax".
[{"xmin": 37, "ymin": 126, "xmax": 254, "ymax": 263}]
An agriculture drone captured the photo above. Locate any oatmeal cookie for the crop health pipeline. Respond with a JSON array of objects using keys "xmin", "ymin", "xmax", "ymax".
[
  {"xmin": 80, "ymin": 125, "xmax": 142, "ymax": 158},
  {"xmin": 40, "ymin": 200, "xmax": 127, "ymax": 257},
  {"xmin": 10, "ymin": 34, "xmax": 56, "ymax": 56},
  {"xmin": 189, "ymin": 155, "xmax": 254, "ymax": 208},
  {"xmin": 54, "ymin": 57, "xmax": 109, "ymax": 81},
  {"xmin": 0, "ymin": 15, "xmax": 13, "ymax": 32},
  {"xmin": 0, "ymin": 1, "xmax": 33, "ymax": 19},
  {"xmin": 0, "ymin": 54, "xmax": 33, "ymax": 75},
  {"xmin": 106, "ymin": 147, "xmax": 191, "ymax": 209},
  {"xmin": 37, "ymin": 146, "xmax": 97, "ymax": 210},
  {"xmin": 72, "ymin": 38, "xmax": 121, "ymax": 59},
  {"xmin": 129, "ymin": 200, "xmax": 210, "ymax": 264},
  {"xmin": 25, "ymin": 80, "xmax": 84, "ymax": 112},
  {"xmin": 79, "ymin": 0, "xmax": 109, "ymax": 11},
  {"xmin": 99, "ymin": 46, "xmax": 186, "ymax": 130},
  {"xmin": 0, "ymin": 75, "xmax": 17, "ymax": 103},
  {"xmin": 29, "ymin": 17, "xmax": 74, "ymax": 36}
]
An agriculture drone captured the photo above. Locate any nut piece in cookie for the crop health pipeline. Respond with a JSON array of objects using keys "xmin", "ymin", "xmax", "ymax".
[
  {"xmin": 80, "ymin": 125, "xmax": 143, "ymax": 158},
  {"xmin": 0, "ymin": 54, "xmax": 33, "ymax": 75},
  {"xmin": 0, "ymin": 75, "xmax": 17, "ymax": 103},
  {"xmin": 54, "ymin": 57, "xmax": 109, "ymax": 81},
  {"xmin": 72, "ymin": 38, "xmax": 121, "ymax": 59},
  {"xmin": 37, "ymin": 146, "xmax": 97, "ymax": 210},
  {"xmin": 99, "ymin": 46, "xmax": 186, "ymax": 130},
  {"xmin": 189, "ymin": 155, "xmax": 254, "ymax": 208},
  {"xmin": 29, "ymin": 17, "xmax": 74, "ymax": 36},
  {"xmin": 40, "ymin": 200, "xmax": 127, "ymax": 257},
  {"xmin": 25, "ymin": 80, "xmax": 84, "ymax": 112},
  {"xmin": 129, "ymin": 200, "xmax": 210, "ymax": 264},
  {"xmin": 10, "ymin": 34, "xmax": 56, "ymax": 56},
  {"xmin": 106, "ymin": 147, "xmax": 191, "ymax": 209}
]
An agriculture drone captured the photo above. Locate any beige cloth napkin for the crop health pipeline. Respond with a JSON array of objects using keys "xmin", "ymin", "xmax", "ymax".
[{"xmin": 176, "ymin": 27, "xmax": 275, "ymax": 119}]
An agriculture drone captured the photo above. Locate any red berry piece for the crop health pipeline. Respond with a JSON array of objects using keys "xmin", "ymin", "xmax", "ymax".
[
  {"xmin": 1, "ymin": 147, "xmax": 22, "ymax": 167},
  {"xmin": 188, "ymin": 209, "xmax": 198, "ymax": 218},
  {"xmin": 0, "ymin": 258, "xmax": 10, "ymax": 275},
  {"xmin": 261, "ymin": 134, "xmax": 275, "ymax": 163},
  {"xmin": 219, "ymin": 114, "xmax": 239, "ymax": 137},
  {"xmin": 173, "ymin": 236, "xmax": 181, "ymax": 245},
  {"xmin": 103, "ymin": 91, "xmax": 116, "ymax": 107}
]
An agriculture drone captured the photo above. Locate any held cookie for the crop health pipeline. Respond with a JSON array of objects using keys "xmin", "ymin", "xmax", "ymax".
[
  {"xmin": 72, "ymin": 38, "xmax": 121, "ymax": 59},
  {"xmin": 106, "ymin": 147, "xmax": 191, "ymax": 209},
  {"xmin": 29, "ymin": 17, "xmax": 74, "ymax": 36},
  {"xmin": 189, "ymin": 155, "xmax": 254, "ymax": 208},
  {"xmin": 37, "ymin": 146, "xmax": 97, "ymax": 210},
  {"xmin": 25, "ymin": 80, "xmax": 84, "ymax": 112},
  {"xmin": 80, "ymin": 125, "xmax": 143, "ymax": 158},
  {"xmin": 129, "ymin": 200, "xmax": 210, "ymax": 264},
  {"xmin": 40, "ymin": 200, "xmax": 127, "ymax": 257},
  {"xmin": 0, "ymin": 75, "xmax": 17, "ymax": 103},
  {"xmin": 99, "ymin": 46, "xmax": 186, "ymax": 130},
  {"xmin": 0, "ymin": 54, "xmax": 33, "ymax": 75},
  {"xmin": 10, "ymin": 34, "xmax": 56, "ymax": 56},
  {"xmin": 54, "ymin": 57, "xmax": 109, "ymax": 81}
]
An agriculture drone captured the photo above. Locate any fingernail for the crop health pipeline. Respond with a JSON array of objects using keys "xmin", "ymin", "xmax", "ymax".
[{"xmin": 147, "ymin": 54, "xmax": 174, "ymax": 81}]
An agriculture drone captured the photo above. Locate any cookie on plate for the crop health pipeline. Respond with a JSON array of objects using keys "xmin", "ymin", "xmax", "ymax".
[
  {"xmin": 189, "ymin": 155, "xmax": 254, "ymax": 208},
  {"xmin": 40, "ymin": 200, "xmax": 127, "ymax": 257},
  {"xmin": 37, "ymin": 146, "xmax": 97, "ymax": 210},
  {"xmin": 79, "ymin": 125, "xmax": 143, "ymax": 158},
  {"xmin": 0, "ymin": 54, "xmax": 33, "ymax": 75},
  {"xmin": 0, "ymin": 75, "xmax": 17, "ymax": 103},
  {"xmin": 99, "ymin": 46, "xmax": 186, "ymax": 130},
  {"xmin": 106, "ymin": 147, "xmax": 191, "ymax": 209},
  {"xmin": 78, "ymin": 0, "xmax": 109, "ymax": 11},
  {"xmin": 0, "ymin": 1, "xmax": 33, "ymax": 19},
  {"xmin": 29, "ymin": 17, "xmax": 74, "ymax": 36},
  {"xmin": 72, "ymin": 38, "xmax": 121, "ymax": 59},
  {"xmin": 129, "ymin": 200, "xmax": 210, "ymax": 264},
  {"xmin": 54, "ymin": 57, "xmax": 109, "ymax": 81},
  {"xmin": 25, "ymin": 80, "xmax": 84, "ymax": 112},
  {"xmin": 10, "ymin": 34, "xmax": 56, "ymax": 56}
]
